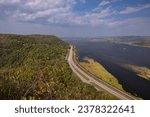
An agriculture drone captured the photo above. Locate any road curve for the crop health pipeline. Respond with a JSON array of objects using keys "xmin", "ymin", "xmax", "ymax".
[{"xmin": 68, "ymin": 45, "xmax": 136, "ymax": 100}]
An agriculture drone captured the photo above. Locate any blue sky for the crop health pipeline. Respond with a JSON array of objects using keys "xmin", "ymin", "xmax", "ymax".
[{"xmin": 0, "ymin": 0, "xmax": 150, "ymax": 37}]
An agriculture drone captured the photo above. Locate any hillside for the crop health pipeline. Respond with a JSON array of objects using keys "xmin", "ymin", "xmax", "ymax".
[{"xmin": 0, "ymin": 34, "xmax": 117, "ymax": 100}]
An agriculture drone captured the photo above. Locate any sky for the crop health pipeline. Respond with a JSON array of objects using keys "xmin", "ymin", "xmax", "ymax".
[{"xmin": 0, "ymin": 0, "xmax": 150, "ymax": 37}]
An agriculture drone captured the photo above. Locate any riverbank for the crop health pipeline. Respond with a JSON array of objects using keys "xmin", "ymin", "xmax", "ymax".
[
  {"xmin": 123, "ymin": 64, "xmax": 150, "ymax": 81},
  {"xmin": 80, "ymin": 57, "xmax": 124, "ymax": 91},
  {"xmin": 110, "ymin": 41, "xmax": 150, "ymax": 48}
]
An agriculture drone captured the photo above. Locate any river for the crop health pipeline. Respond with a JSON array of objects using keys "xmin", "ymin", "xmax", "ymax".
[{"xmin": 65, "ymin": 38, "xmax": 150, "ymax": 99}]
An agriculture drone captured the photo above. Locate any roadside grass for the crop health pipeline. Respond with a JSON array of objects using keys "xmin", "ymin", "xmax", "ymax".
[
  {"xmin": 91, "ymin": 82, "xmax": 118, "ymax": 100},
  {"xmin": 72, "ymin": 72, "xmax": 119, "ymax": 100},
  {"xmin": 80, "ymin": 57, "xmax": 124, "ymax": 91},
  {"xmin": 71, "ymin": 63, "xmax": 119, "ymax": 100}
]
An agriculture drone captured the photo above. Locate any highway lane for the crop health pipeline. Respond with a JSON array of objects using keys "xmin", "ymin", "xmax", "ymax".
[{"xmin": 68, "ymin": 45, "xmax": 136, "ymax": 100}]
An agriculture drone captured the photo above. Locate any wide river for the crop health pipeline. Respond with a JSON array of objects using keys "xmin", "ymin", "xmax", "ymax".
[{"xmin": 65, "ymin": 38, "xmax": 150, "ymax": 99}]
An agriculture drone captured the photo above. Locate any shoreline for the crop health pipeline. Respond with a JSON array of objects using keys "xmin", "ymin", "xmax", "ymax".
[{"xmin": 110, "ymin": 41, "xmax": 150, "ymax": 48}]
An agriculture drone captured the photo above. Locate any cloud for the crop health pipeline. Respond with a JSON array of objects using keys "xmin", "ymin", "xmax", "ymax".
[
  {"xmin": 0, "ymin": 0, "xmax": 150, "ymax": 36},
  {"xmin": 99, "ymin": 0, "xmax": 118, "ymax": 6},
  {"xmin": 11, "ymin": 0, "xmax": 76, "ymax": 23},
  {"xmin": 0, "ymin": 0, "xmax": 20, "ymax": 4},
  {"xmin": 14, "ymin": 7, "xmax": 72, "ymax": 22},
  {"xmin": 8, "ymin": 0, "xmax": 113, "ymax": 26},
  {"xmin": 99, "ymin": 0, "xmax": 111, "ymax": 7},
  {"xmin": 1, "ymin": 17, "xmax": 150, "ymax": 36},
  {"xmin": 93, "ymin": 0, "xmax": 118, "ymax": 12},
  {"xmin": 120, "ymin": 4, "xmax": 150, "ymax": 14},
  {"xmin": 0, "ymin": 0, "xmax": 150, "ymax": 29},
  {"xmin": 24, "ymin": 0, "xmax": 76, "ymax": 11},
  {"xmin": 68, "ymin": 6, "xmax": 113, "ymax": 26}
]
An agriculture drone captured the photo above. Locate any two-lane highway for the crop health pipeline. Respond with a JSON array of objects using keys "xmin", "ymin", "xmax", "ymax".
[{"xmin": 68, "ymin": 45, "xmax": 136, "ymax": 100}]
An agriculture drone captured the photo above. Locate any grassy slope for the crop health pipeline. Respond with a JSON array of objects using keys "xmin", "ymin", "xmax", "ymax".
[
  {"xmin": 0, "ymin": 34, "xmax": 117, "ymax": 100},
  {"xmin": 80, "ymin": 57, "xmax": 124, "ymax": 91}
]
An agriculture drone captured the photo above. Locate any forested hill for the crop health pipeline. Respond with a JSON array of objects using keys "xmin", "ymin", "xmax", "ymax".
[{"xmin": 0, "ymin": 34, "xmax": 116, "ymax": 100}]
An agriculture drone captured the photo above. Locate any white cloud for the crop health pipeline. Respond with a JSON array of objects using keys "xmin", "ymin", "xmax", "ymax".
[
  {"xmin": 93, "ymin": 0, "xmax": 118, "ymax": 12},
  {"xmin": 99, "ymin": 0, "xmax": 111, "ymax": 7},
  {"xmin": 120, "ymin": 4, "xmax": 150, "ymax": 14},
  {"xmin": 1, "ymin": 17, "xmax": 150, "ymax": 36},
  {"xmin": 65, "ymin": 6, "xmax": 112, "ymax": 26},
  {"xmin": 10, "ymin": 0, "xmax": 113, "ymax": 26},
  {"xmin": 99, "ymin": 0, "xmax": 118, "ymax": 7},
  {"xmin": 24, "ymin": 0, "xmax": 76, "ymax": 11},
  {"xmin": 14, "ymin": 7, "xmax": 72, "ymax": 22},
  {"xmin": 0, "ymin": 0, "xmax": 20, "ymax": 4},
  {"xmin": 12, "ymin": 0, "xmax": 74, "ymax": 21},
  {"xmin": 1, "ymin": 0, "xmax": 150, "ymax": 28},
  {"xmin": 99, "ymin": 7, "xmax": 112, "ymax": 17},
  {"xmin": 0, "ymin": 0, "xmax": 150, "ymax": 36}
]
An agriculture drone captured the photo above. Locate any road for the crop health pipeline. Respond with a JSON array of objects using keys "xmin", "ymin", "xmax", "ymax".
[{"xmin": 68, "ymin": 45, "xmax": 136, "ymax": 100}]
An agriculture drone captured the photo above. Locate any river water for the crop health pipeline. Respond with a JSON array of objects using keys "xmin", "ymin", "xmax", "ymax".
[{"xmin": 65, "ymin": 38, "xmax": 150, "ymax": 99}]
